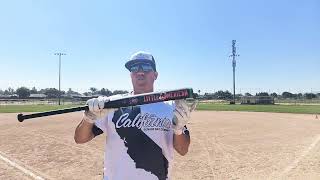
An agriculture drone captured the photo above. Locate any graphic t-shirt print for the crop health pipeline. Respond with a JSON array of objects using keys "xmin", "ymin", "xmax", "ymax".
[{"xmin": 112, "ymin": 106, "xmax": 169, "ymax": 180}]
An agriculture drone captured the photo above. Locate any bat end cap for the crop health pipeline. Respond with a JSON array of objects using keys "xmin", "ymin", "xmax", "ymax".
[{"xmin": 17, "ymin": 114, "xmax": 24, "ymax": 122}]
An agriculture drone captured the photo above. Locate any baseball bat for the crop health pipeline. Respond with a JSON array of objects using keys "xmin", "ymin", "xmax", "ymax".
[{"xmin": 17, "ymin": 88, "xmax": 193, "ymax": 122}]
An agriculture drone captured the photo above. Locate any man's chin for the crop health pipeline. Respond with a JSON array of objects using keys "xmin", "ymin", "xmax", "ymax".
[
  {"xmin": 135, "ymin": 81, "xmax": 147, "ymax": 87},
  {"xmin": 136, "ymin": 79, "xmax": 146, "ymax": 83}
]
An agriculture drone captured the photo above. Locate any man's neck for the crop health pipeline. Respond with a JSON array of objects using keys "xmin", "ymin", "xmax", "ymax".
[{"xmin": 133, "ymin": 87, "xmax": 154, "ymax": 95}]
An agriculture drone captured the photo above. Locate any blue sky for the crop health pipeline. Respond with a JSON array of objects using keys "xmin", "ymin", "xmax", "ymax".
[{"xmin": 0, "ymin": 0, "xmax": 319, "ymax": 94}]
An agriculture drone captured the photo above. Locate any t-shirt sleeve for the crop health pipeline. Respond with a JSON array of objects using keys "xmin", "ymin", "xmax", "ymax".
[
  {"xmin": 91, "ymin": 94, "xmax": 126, "ymax": 137},
  {"xmin": 92, "ymin": 124, "xmax": 103, "ymax": 137},
  {"xmin": 94, "ymin": 117, "xmax": 107, "ymax": 132},
  {"xmin": 92, "ymin": 117, "xmax": 108, "ymax": 137}
]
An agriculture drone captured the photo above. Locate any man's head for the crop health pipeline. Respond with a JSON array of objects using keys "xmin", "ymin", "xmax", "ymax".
[{"xmin": 125, "ymin": 51, "xmax": 158, "ymax": 94}]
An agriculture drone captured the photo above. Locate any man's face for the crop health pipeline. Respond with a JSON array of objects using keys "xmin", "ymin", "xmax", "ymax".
[{"xmin": 129, "ymin": 63, "xmax": 158, "ymax": 93}]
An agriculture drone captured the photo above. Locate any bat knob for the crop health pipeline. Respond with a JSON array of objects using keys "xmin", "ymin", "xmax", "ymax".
[{"xmin": 17, "ymin": 114, "xmax": 24, "ymax": 122}]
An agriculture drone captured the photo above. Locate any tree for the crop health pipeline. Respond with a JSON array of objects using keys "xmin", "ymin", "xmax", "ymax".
[
  {"xmin": 67, "ymin": 88, "xmax": 73, "ymax": 94},
  {"xmin": 66, "ymin": 88, "xmax": 80, "ymax": 96},
  {"xmin": 256, "ymin": 92, "xmax": 269, "ymax": 96},
  {"xmin": 292, "ymin": 93, "xmax": 298, "ymax": 99},
  {"xmin": 0, "ymin": 89, "xmax": 3, "ymax": 95},
  {"xmin": 282, "ymin": 92, "xmax": 294, "ymax": 98},
  {"xmin": 193, "ymin": 93, "xmax": 199, "ymax": 99},
  {"xmin": 214, "ymin": 90, "xmax": 225, "ymax": 99},
  {"xmin": 204, "ymin": 93, "xmax": 214, "ymax": 99},
  {"xmin": 3, "ymin": 90, "xmax": 9, "ymax": 95},
  {"xmin": 83, "ymin": 92, "xmax": 90, "ymax": 96},
  {"xmin": 16, "ymin": 87, "xmax": 31, "ymax": 98},
  {"xmin": 235, "ymin": 94, "xmax": 243, "ymax": 100},
  {"xmin": 8, "ymin": 87, "xmax": 15, "ymax": 94},
  {"xmin": 30, "ymin": 87, "xmax": 38, "ymax": 94},
  {"xmin": 113, "ymin": 90, "xmax": 128, "ymax": 95},
  {"xmin": 90, "ymin": 87, "xmax": 98, "ymax": 95},
  {"xmin": 270, "ymin": 92, "xmax": 278, "ymax": 97},
  {"xmin": 38, "ymin": 89, "xmax": 45, "ymax": 94},
  {"xmin": 245, "ymin": 92, "xmax": 252, "ymax": 96},
  {"xmin": 214, "ymin": 90, "xmax": 232, "ymax": 100},
  {"xmin": 4, "ymin": 87, "xmax": 15, "ymax": 95},
  {"xmin": 305, "ymin": 93, "xmax": 316, "ymax": 99},
  {"xmin": 224, "ymin": 91, "xmax": 233, "ymax": 99},
  {"xmin": 43, "ymin": 88, "xmax": 60, "ymax": 98},
  {"xmin": 100, "ymin": 88, "xmax": 112, "ymax": 96}
]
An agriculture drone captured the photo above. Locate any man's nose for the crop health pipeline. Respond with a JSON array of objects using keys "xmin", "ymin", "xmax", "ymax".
[{"xmin": 136, "ymin": 69, "xmax": 145, "ymax": 75}]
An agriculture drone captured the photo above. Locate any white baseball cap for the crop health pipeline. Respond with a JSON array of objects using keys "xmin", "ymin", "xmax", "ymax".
[{"xmin": 125, "ymin": 51, "xmax": 157, "ymax": 71}]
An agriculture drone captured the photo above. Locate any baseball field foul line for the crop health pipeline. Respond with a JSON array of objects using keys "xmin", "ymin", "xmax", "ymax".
[
  {"xmin": 0, "ymin": 151, "xmax": 45, "ymax": 180},
  {"xmin": 280, "ymin": 134, "xmax": 320, "ymax": 177}
]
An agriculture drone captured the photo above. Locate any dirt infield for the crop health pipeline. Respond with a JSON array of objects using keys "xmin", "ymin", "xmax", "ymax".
[{"xmin": 1, "ymin": 111, "xmax": 320, "ymax": 180}]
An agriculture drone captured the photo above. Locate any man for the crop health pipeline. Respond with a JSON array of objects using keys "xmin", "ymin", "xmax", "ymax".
[{"xmin": 74, "ymin": 51, "xmax": 195, "ymax": 180}]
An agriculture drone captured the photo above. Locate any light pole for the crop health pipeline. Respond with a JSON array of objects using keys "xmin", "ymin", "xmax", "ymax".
[
  {"xmin": 54, "ymin": 53, "xmax": 66, "ymax": 105},
  {"xmin": 229, "ymin": 40, "xmax": 239, "ymax": 104}
]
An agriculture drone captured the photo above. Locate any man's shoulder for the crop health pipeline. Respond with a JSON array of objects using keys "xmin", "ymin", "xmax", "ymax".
[
  {"xmin": 163, "ymin": 100, "xmax": 174, "ymax": 106},
  {"xmin": 107, "ymin": 93, "xmax": 131, "ymax": 101},
  {"xmin": 142, "ymin": 100, "xmax": 175, "ymax": 110}
]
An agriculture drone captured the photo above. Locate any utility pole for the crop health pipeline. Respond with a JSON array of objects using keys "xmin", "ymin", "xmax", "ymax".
[
  {"xmin": 229, "ymin": 40, "xmax": 239, "ymax": 104},
  {"xmin": 54, "ymin": 53, "xmax": 66, "ymax": 105}
]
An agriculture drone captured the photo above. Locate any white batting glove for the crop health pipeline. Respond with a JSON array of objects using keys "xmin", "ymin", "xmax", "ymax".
[
  {"xmin": 172, "ymin": 99, "xmax": 197, "ymax": 135},
  {"xmin": 83, "ymin": 96, "xmax": 116, "ymax": 123}
]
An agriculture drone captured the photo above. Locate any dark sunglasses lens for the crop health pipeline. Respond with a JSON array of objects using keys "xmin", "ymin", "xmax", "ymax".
[
  {"xmin": 141, "ymin": 64, "xmax": 153, "ymax": 72},
  {"xmin": 129, "ymin": 66, "xmax": 139, "ymax": 72},
  {"xmin": 130, "ymin": 64, "xmax": 153, "ymax": 72}
]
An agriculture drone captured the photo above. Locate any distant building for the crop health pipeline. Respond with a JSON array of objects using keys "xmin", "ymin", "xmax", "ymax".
[
  {"xmin": 0, "ymin": 94, "xmax": 18, "ymax": 99},
  {"xmin": 241, "ymin": 96, "xmax": 274, "ymax": 105},
  {"xmin": 29, "ymin": 94, "xmax": 47, "ymax": 98},
  {"xmin": 63, "ymin": 93, "xmax": 82, "ymax": 98}
]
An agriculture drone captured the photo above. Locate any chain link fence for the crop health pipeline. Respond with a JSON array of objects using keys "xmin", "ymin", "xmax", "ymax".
[{"xmin": 0, "ymin": 98, "xmax": 86, "ymax": 106}]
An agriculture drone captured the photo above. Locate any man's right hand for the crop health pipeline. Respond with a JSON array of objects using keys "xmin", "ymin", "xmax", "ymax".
[{"xmin": 83, "ymin": 96, "xmax": 116, "ymax": 123}]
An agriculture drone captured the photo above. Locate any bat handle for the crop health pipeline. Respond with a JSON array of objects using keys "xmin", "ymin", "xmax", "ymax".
[{"xmin": 17, "ymin": 105, "xmax": 88, "ymax": 122}]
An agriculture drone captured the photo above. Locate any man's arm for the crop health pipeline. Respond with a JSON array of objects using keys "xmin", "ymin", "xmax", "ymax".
[
  {"xmin": 172, "ymin": 100, "xmax": 196, "ymax": 156},
  {"xmin": 173, "ymin": 132, "xmax": 190, "ymax": 156},
  {"xmin": 74, "ymin": 118, "xmax": 95, "ymax": 144},
  {"xmin": 74, "ymin": 96, "xmax": 115, "ymax": 144}
]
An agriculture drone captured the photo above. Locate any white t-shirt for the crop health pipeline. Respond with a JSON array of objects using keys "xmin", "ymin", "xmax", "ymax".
[{"xmin": 94, "ymin": 95, "xmax": 177, "ymax": 180}]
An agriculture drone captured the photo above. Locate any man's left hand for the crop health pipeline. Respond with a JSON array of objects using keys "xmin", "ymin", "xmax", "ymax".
[{"xmin": 172, "ymin": 99, "xmax": 197, "ymax": 135}]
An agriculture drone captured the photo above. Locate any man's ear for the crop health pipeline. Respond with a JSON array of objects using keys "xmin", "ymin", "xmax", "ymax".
[{"xmin": 154, "ymin": 72, "xmax": 158, "ymax": 80}]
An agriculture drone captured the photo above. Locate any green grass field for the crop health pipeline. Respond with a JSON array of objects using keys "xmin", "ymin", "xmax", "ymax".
[
  {"xmin": 0, "ymin": 105, "xmax": 80, "ymax": 113},
  {"xmin": 197, "ymin": 103, "xmax": 320, "ymax": 114},
  {"xmin": 1, "ymin": 103, "xmax": 320, "ymax": 114}
]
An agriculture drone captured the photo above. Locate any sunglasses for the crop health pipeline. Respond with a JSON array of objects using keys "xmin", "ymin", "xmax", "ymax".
[{"xmin": 129, "ymin": 63, "xmax": 154, "ymax": 73}]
